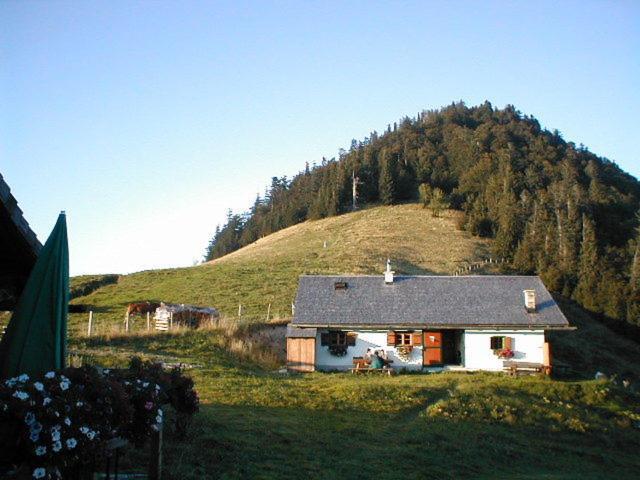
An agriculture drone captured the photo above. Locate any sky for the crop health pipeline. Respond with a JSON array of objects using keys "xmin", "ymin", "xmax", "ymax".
[{"xmin": 2, "ymin": 0, "xmax": 639, "ymax": 276}]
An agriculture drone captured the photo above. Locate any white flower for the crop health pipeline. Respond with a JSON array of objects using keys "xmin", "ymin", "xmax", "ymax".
[
  {"xmin": 5, "ymin": 378, "xmax": 17, "ymax": 387},
  {"xmin": 79, "ymin": 427, "xmax": 89, "ymax": 434},
  {"xmin": 76, "ymin": 401, "xmax": 83, "ymax": 407},
  {"xmin": 25, "ymin": 412, "xmax": 36, "ymax": 425},
  {"xmin": 29, "ymin": 431, "xmax": 40, "ymax": 442},
  {"xmin": 51, "ymin": 430, "xmax": 61, "ymax": 442},
  {"xmin": 45, "ymin": 371, "xmax": 55, "ymax": 379},
  {"xmin": 157, "ymin": 409, "xmax": 163, "ymax": 417},
  {"xmin": 64, "ymin": 417, "xmax": 71, "ymax": 426},
  {"xmin": 143, "ymin": 382, "xmax": 149, "ymax": 387},
  {"xmin": 59, "ymin": 381, "xmax": 69, "ymax": 391},
  {"xmin": 151, "ymin": 424, "xmax": 160, "ymax": 432},
  {"xmin": 43, "ymin": 397, "xmax": 52, "ymax": 406},
  {"xmin": 66, "ymin": 438, "xmax": 77, "ymax": 449},
  {"xmin": 156, "ymin": 415, "xmax": 163, "ymax": 424},
  {"xmin": 103, "ymin": 369, "xmax": 110, "ymax": 374},
  {"xmin": 33, "ymin": 467, "xmax": 46, "ymax": 478},
  {"xmin": 86, "ymin": 430, "xmax": 96, "ymax": 440},
  {"xmin": 35, "ymin": 446, "xmax": 47, "ymax": 456},
  {"xmin": 13, "ymin": 390, "xmax": 29, "ymax": 400},
  {"xmin": 52, "ymin": 440, "xmax": 62, "ymax": 452},
  {"xmin": 155, "ymin": 384, "xmax": 161, "ymax": 391},
  {"xmin": 34, "ymin": 382, "xmax": 44, "ymax": 392},
  {"xmin": 18, "ymin": 374, "xmax": 29, "ymax": 382}
]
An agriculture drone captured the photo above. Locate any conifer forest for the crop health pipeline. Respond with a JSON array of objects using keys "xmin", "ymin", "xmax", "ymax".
[{"xmin": 205, "ymin": 102, "xmax": 640, "ymax": 330}]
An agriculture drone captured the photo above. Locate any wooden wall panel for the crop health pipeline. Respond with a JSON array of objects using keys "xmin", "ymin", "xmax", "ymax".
[{"xmin": 287, "ymin": 338, "xmax": 315, "ymax": 372}]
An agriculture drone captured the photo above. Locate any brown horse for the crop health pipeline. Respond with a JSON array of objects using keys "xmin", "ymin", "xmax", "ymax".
[{"xmin": 126, "ymin": 301, "xmax": 160, "ymax": 317}]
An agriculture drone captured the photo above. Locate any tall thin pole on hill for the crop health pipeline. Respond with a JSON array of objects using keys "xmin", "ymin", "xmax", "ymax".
[
  {"xmin": 87, "ymin": 311, "xmax": 93, "ymax": 337},
  {"xmin": 352, "ymin": 171, "xmax": 359, "ymax": 211}
]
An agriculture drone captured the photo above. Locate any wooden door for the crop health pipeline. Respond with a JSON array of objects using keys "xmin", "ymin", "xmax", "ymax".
[
  {"xmin": 423, "ymin": 331, "xmax": 443, "ymax": 365},
  {"xmin": 287, "ymin": 338, "xmax": 316, "ymax": 372}
]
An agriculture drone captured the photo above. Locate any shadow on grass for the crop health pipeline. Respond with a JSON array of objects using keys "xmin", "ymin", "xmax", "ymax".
[{"xmin": 155, "ymin": 402, "xmax": 639, "ymax": 480}]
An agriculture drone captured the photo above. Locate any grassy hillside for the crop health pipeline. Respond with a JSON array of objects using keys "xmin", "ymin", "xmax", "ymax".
[
  {"xmin": 48, "ymin": 203, "xmax": 640, "ymax": 478},
  {"xmin": 68, "ymin": 205, "xmax": 494, "ymax": 336}
]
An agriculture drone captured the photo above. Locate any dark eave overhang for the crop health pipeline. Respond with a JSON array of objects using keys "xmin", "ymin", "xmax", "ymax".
[{"xmin": 292, "ymin": 323, "xmax": 576, "ymax": 331}]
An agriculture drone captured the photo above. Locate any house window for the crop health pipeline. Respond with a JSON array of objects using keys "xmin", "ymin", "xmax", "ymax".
[
  {"xmin": 321, "ymin": 331, "xmax": 357, "ymax": 347},
  {"xmin": 329, "ymin": 331, "xmax": 347, "ymax": 346},
  {"xmin": 490, "ymin": 336, "xmax": 505, "ymax": 350},
  {"xmin": 387, "ymin": 331, "xmax": 422, "ymax": 346}
]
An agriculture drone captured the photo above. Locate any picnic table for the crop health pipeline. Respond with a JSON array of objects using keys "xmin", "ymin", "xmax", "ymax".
[
  {"xmin": 503, "ymin": 360, "xmax": 550, "ymax": 376},
  {"xmin": 350, "ymin": 356, "xmax": 394, "ymax": 375}
]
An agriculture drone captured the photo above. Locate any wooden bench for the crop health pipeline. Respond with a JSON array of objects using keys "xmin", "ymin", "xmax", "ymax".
[
  {"xmin": 503, "ymin": 361, "xmax": 550, "ymax": 376},
  {"xmin": 350, "ymin": 357, "xmax": 394, "ymax": 375}
]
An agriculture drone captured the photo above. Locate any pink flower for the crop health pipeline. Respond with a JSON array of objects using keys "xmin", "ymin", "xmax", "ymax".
[{"xmin": 144, "ymin": 401, "xmax": 154, "ymax": 410}]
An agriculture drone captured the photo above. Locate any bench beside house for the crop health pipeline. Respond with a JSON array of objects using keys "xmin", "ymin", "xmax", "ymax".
[{"xmin": 286, "ymin": 264, "xmax": 573, "ymax": 373}]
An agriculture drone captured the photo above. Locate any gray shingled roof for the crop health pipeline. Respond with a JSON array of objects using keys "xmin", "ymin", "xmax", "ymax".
[
  {"xmin": 292, "ymin": 275, "xmax": 570, "ymax": 329},
  {"xmin": 0, "ymin": 173, "xmax": 42, "ymax": 309},
  {"xmin": 286, "ymin": 326, "xmax": 317, "ymax": 338}
]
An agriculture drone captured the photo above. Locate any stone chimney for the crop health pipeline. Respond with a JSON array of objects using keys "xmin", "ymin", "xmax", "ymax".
[
  {"xmin": 384, "ymin": 259, "xmax": 395, "ymax": 284},
  {"xmin": 523, "ymin": 290, "xmax": 536, "ymax": 313}
]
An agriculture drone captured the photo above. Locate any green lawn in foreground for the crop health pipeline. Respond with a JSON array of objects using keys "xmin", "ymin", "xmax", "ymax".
[{"xmin": 71, "ymin": 329, "xmax": 640, "ymax": 480}]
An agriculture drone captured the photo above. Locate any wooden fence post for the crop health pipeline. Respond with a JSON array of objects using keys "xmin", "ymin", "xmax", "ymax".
[
  {"xmin": 169, "ymin": 312, "xmax": 173, "ymax": 330},
  {"xmin": 238, "ymin": 303, "xmax": 242, "ymax": 318},
  {"xmin": 125, "ymin": 313, "xmax": 130, "ymax": 333},
  {"xmin": 147, "ymin": 312, "xmax": 151, "ymax": 331},
  {"xmin": 266, "ymin": 303, "xmax": 271, "ymax": 322},
  {"xmin": 87, "ymin": 311, "xmax": 93, "ymax": 337},
  {"xmin": 149, "ymin": 425, "xmax": 163, "ymax": 480}
]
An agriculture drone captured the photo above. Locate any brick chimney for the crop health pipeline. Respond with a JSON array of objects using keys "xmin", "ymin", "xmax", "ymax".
[{"xmin": 384, "ymin": 259, "xmax": 395, "ymax": 284}]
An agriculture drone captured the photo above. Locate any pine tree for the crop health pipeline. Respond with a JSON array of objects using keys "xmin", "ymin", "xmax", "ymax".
[
  {"xmin": 627, "ymin": 214, "xmax": 640, "ymax": 325},
  {"xmin": 428, "ymin": 188, "xmax": 448, "ymax": 217},
  {"xmin": 418, "ymin": 183, "xmax": 432, "ymax": 208},
  {"xmin": 573, "ymin": 215, "xmax": 600, "ymax": 312},
  {"xmin": 378, "ymin": 150, "xmax": 396, "ymax": 205}
]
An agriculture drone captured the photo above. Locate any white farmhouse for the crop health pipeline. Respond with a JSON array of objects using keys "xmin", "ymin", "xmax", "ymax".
[{"xmin": 286, "ymin": 265, "xmax": 571, "ymax": 373}]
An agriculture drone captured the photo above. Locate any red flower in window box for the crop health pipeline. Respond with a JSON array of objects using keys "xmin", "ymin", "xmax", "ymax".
[{"xmin": 497, "ymin": 348, "xmax": 514, "ymax": 359}]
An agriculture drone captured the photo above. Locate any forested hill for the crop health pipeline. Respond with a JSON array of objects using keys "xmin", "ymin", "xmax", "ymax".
[{"xmin": 205, "ymin": 102, "xmax": 640, "ymax": 328}]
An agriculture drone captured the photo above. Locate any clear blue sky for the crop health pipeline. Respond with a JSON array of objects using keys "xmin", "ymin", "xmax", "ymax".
[{"xmin": 2, "ymin": 1, "xmax": 639, "ymax": 275}]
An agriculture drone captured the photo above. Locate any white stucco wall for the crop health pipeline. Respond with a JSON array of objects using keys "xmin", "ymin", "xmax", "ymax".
[
  {"xmin": 463, "ymin": 330, "xmax": 545, "ymax": 371},
  {"xmin": 315, "ymin": 330, "xmax": 423, "ymax": 371}
]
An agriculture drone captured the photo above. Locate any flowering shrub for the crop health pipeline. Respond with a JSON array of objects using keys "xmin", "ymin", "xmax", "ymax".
[
  {"xmin": 0, "ymin": 359, "xmax": 198, "ymax": 479},
  {"xmin": 395, "ymin": 345, "xmax": 413, "ymax": 361},
  {"xmin": 497, "ymin": 348, "xmax": 515, "ymax": 359}
]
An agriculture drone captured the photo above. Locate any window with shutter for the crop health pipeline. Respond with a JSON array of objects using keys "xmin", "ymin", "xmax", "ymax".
[
  {"xmin": 412, "ymin": 332, "xmax": 423, "ymax": 346},
  {"xmin": 387, "ymin": 331, "xmax": 397, "ymax": 346},
  {"xmin": 490, "ymin": 336, "xmax": 505, "ymax": 350},
  {"xmin": 320, "ymin": 332, "xmax": 330, "ymax": 346},
  {"xmin": 504, "ymin": 337, "xmax": 513, "ymax": 350},
  {"xmin": 346, "ymin": 332, "xmax": 357, "ymax": 346}
]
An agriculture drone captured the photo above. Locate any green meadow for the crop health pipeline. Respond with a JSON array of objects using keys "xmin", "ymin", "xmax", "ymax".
[{"xmin": 53, "ymin": 205, "xmax": 640, "ymax": 479}]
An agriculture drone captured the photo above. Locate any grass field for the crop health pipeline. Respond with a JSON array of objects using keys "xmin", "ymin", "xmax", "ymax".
[
  {"xmin": 71, "ymin": 326, "xmax": 640, "ymax": 480},
  {"xmin": 5, "ymin": 203, "xmax": 640, "ymax": 478},
  {"xmin": 66, "ymin": 205, "xmax": 495, "ymax": 336}
]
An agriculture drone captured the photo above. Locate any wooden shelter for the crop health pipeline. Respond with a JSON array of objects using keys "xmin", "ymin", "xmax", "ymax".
[
  {"xmin": 0, "ymin": 173, "xmax": 41, "ymax": 310},
  {"xmin": 153, "ymin": 303, "xmax": 219, "ymax": 331}
]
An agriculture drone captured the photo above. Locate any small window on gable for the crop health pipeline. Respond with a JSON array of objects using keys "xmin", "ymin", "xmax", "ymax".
[
  {"xmin": 490, "ymin": 336, "xmax": 505, "ymax": 350},
  {"xmin": 334, "ymin": 281, "xmax": 348, "ymax": 290},
  {"xmin": 397, "ymin": 333, "xmax": 413, "ymax": 346}
]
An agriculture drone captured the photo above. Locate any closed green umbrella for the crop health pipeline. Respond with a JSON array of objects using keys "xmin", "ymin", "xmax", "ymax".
[{"xmin": 0, "ymin": 212, "xmax": 69, "ymax": 379}]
